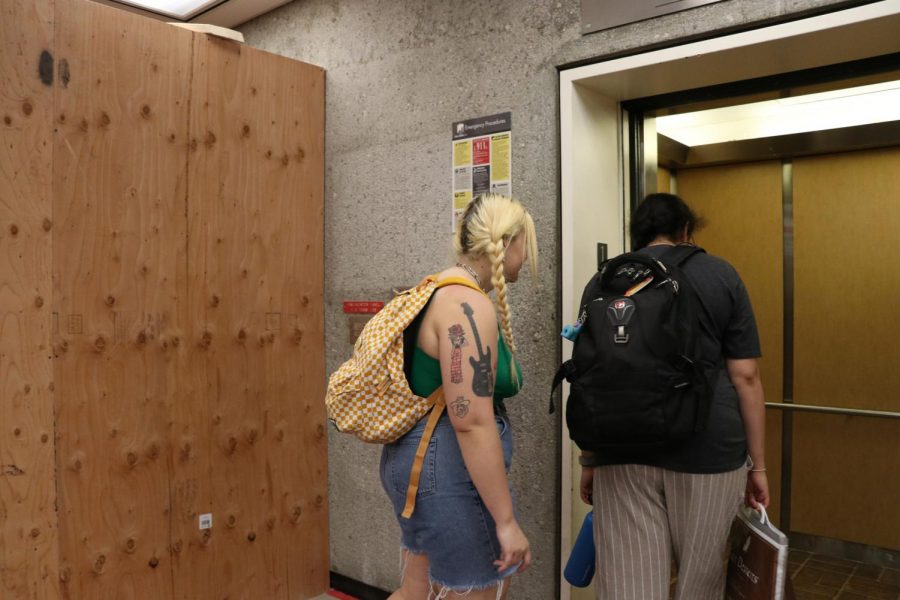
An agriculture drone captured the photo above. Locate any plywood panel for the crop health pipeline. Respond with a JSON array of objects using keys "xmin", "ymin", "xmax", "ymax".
[
  {"xmin": 0, "ymin": 1, "xmax": 60, "ymax": 598},
  {"xmin": 180, "ymin": 34, "xmax": 327, "ymax": 599},
  {"xmin": 792, "ymin": 148, "xmax": 900, "ymax": 548},
  {"xmin": 794, "ymin": 148, "xmax": 900, "ymax": 412},
  {"xmin": 52, "ymin": 0, "xmax": 193, "ymax": 596},
  {"xmin": 676, "ymin": 162, "xmax": 784, "ymax": 408}
]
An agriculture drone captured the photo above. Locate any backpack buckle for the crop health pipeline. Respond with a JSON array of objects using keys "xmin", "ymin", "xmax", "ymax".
[{"xmin": 614, "ymin": 325, "xmax": 629, "ymax": 344}]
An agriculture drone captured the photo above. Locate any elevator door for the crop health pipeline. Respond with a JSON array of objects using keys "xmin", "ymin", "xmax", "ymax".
[{"xmin": 675, "ymin": 149, "xmax": 900, "ymax": 551}]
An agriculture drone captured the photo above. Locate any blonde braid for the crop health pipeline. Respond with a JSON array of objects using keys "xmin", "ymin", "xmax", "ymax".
[{"xmin": 488, "ymin": 239, "xmax": 518, "ymax": 384}]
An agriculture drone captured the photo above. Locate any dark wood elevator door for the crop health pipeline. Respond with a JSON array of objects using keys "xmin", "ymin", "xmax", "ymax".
[{"xmin": 676, "ymin": 150, "xmax": 900, "ymax": 551}]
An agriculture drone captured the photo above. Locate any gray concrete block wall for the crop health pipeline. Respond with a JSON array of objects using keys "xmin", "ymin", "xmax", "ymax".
[{"xmin": 239, "ymin": 0, "xmax": 862, "ymax": 597}]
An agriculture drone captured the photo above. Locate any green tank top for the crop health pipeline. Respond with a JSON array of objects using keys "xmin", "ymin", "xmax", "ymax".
[{"xmin": 408, "ymin": 332, "xmax": 522, "ymax": 404}]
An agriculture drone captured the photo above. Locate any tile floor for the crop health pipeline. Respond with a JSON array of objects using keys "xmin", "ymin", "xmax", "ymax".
[
  {"xmin": 320, "ymin": 550, "xmax": 900, "ymax": 600},
  {"xmin": 788, "ymin": 550, "xmax": 900, "ymax": 600}
]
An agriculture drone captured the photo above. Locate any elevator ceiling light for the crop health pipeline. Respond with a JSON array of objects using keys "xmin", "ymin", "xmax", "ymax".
[
  {"xmin": 657, "ymin": 80, "xmax": 900, "ymax": 147},
  {"xmin": 112, "ymin": 0, "xmax": 221, "ymax": 20}
]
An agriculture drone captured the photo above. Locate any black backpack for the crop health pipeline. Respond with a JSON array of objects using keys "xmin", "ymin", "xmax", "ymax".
[{"xmin": 553, "ymin": 245, "xmax": 715, "ymax": 455}]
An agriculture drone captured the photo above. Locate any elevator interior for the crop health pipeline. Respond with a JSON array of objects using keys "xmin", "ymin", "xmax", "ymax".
[
  {"xmin": 629, "ymin": 62, "xmax": 900, "ymax": 566},
  {"xmin": 559, "ymin": 7, "xmax": 900, "ymax": 599}
]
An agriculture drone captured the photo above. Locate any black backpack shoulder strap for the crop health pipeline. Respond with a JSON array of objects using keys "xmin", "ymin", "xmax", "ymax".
[
  {"xmin": 663, "ymin": 244, "xmax": 714, "ymax": 323},
  {"xmin": 662, "ymin": 244, "xmax": 705, "ymax": 267}
]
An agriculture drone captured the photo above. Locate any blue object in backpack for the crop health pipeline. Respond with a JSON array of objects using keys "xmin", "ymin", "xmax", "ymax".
[{"xmin": 564, "ymin": 511, "xmax": 596, "ymax": 587}]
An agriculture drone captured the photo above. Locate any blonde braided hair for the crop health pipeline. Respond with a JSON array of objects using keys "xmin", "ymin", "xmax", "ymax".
[
  {"xmin": 488, "ymin": 238, "xmax": 517, "ymax": 363},
  {"xmin": 455, "ymin": 194, "xmax": 538, "ymax": 383}
]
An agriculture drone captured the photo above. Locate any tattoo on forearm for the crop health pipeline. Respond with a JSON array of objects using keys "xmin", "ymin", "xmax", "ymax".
[
  {"xmin": 448, "ymin": 324, "xmax": 468, "ymax": 384},
  {"xmin": 451, "ymin": 396, "xmax": 470, "ymax": 418},
  {"xmin": 461, "ymin": 302, "xmax": 493, "ymax": 397}
]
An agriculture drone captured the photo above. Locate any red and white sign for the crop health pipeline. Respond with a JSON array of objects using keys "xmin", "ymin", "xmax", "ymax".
[
  {"xmin": 343, "ymin": 301, "xmax": 384, "ymax": 314},
  {"xmin": 472, "ymin": 137, "xmax": 490, "ymax": 165}
]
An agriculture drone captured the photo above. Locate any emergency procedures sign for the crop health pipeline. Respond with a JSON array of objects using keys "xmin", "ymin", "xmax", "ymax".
[{"xmin": 451, "ymin": 112, "xmax": 511, "ymax": 231}]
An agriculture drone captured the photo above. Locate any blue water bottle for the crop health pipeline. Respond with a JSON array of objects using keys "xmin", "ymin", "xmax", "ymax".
[{"xmin": 564, "ymin": 511, "xmax": 596, "ymax": 587}]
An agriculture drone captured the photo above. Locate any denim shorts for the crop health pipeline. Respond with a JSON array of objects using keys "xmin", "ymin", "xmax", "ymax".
[{"xmin": 380, "ymin": 411, "xmax": 516, "ymax": 591}]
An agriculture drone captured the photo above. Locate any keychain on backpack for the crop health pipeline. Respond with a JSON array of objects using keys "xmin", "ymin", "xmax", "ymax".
[{"xmin": 561, "ymin": 308, "xmax": 588, "ymax": 341}]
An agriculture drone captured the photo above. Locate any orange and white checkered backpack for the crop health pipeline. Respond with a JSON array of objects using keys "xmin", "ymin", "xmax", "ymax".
[{"xmin": 326, "ymin": 273, "xmax": 485, "ymax": 517}]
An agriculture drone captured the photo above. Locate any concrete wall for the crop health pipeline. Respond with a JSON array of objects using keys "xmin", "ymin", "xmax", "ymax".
[{"xmin": 239, "ymin": 0, "xmax": 865, "ymax": 596}]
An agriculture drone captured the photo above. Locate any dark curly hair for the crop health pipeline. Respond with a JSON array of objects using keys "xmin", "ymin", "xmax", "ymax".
[{"xmin": 630, "ymin": 193, "xmax": 704, "ymax": 250}]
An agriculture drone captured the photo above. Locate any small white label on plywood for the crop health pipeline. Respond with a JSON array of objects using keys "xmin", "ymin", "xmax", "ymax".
[{"xmin": 199, "ymin": 513, "xmax": 213, "ymax": 529}]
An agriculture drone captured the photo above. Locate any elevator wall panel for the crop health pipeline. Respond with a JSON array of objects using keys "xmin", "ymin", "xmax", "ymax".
[
  {"xmin": 675, "ymin": 163, "xmax": 784, "ymax": 397},
  {"xmin": 676, "ymin": 161, "xmax": 785, "ymax": 521},
  {"xmin": 792, "ymin": 147, "xmax": 900, "ymax": 550}
]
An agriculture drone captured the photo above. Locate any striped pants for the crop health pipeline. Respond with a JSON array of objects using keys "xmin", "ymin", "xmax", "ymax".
[{"xmin": 591, "ymin": 464, "xmax": 746, "ymax": 600}]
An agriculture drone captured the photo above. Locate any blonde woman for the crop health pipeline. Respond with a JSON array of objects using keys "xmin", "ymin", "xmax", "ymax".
[{"xmin": 381, "ymin": 194, "xmax": 538, "ymax": 600}]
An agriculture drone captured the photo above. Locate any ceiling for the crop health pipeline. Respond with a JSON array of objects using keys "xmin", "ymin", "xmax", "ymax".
[
  {"xmin": 656, "ymin": 79, "xmax": 900, "ymax": 146},
  {"xmin": 93, "ymin": 0, "xmax": 293, "ymax": 28}
]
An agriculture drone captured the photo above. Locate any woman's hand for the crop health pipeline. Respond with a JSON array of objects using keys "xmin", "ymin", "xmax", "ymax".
[
  {"xmin": 580, "ymin": 466, "xmax": 594, "ymax": 505},
  {"xmin": 494, "ymin": 520, "xmax": 532, "ymax": 574},
  {"xmin": 746, "ymin": 470, "xmax": 770, "ymax": 509}
]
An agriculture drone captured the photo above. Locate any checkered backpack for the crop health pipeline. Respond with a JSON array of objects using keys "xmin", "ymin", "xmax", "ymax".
[{"xmin": 326, "ymin": 273, "xmax": 485, "ymax": 517}]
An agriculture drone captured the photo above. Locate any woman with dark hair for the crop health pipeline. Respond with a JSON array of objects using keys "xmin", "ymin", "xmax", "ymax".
[{"xmin": 580, "ymin": 193, "xmax": 769, "ymax": 600}]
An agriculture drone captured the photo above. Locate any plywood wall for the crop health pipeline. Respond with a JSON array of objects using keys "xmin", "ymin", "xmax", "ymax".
[
  {"xmin": 52, "ymin": 0, "xmax": 194, "ymax": 595},
  {"xmin": 0, "ymin": 0, "xmax": 327, "ymax": 597},
  {"xmin": 180, "ymin": 29, "xmax": 327, "ymax": 600},
  {"xmin": 1, "ymin": 1, "xmax": 60, "ymax": 598}
]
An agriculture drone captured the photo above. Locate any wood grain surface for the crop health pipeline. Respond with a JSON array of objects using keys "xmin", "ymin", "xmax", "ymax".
[
  {"xmin": 52, "ymin": 0, "xmax": 192, "ymax": 596},
  {"xmin": 1, "ymin": 0, "xmax": 327, "ymax": 597},
  {"xmin": 1, "ymin": 1, "xmax": 60, "ymax": 598},
  {"xmin": 791, "ymin": 147, "xmax": 900, "ymax": 549},
  {"xmin": 676, "ymin": 160, "xmax": 785, "ymax": 522}
]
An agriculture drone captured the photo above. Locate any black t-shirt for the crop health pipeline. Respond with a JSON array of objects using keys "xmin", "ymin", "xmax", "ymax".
[{"xmin": 594, "ymin": 245, "xmax": 762, "ymax": 473}]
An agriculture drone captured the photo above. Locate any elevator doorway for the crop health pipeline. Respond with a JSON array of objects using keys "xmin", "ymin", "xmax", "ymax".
[
  {"xmin": 559, "ymin": 6, "xmax": 900, "ymax": 599},
  {"xmin": 631, "ymin": 73, "xmax": 900, "ymax": 597}
]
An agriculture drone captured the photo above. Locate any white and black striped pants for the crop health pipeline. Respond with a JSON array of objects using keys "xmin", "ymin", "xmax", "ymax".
[{"xmin": 591, "ymin": 464, "xmax": 746, "ymax": 600}]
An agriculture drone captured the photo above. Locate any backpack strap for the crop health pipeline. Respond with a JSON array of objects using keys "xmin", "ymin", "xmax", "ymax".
[
  {"xmin": 401, "ymin": 275, "xmax": 485, "ymax": 519},
  {"xmin": 662, "ymin": 243, "xmax": 705, "ymax": 267},
  {"xmin": 434, "ymin": 275, "xmax": 489, "ymax": 296},
  {"xmin": 401, "ymin": 387, "xmax": 445, "ymax": 519}
]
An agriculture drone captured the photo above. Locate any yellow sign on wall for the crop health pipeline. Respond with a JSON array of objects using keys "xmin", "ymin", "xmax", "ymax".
[{"xmin": 450, "ymin": 112, "xmax": 512, "ymax": 231}]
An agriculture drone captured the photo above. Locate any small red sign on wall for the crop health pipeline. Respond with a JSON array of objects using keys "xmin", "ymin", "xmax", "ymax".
[
  {"xmin": 472, "ymin": 137, "xmax": 490, "ymax": 165},
  {"xmin": 343, "ymin": 301, "xmax": 384, "ymax": 314}
]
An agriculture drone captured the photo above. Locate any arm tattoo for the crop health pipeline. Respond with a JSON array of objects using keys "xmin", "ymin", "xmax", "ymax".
[
  {"xmin": 461, "ymin": 302, "xmax": 493, "ymax": 397},
  {"xmin": 450, "ymin": 396, "xmax": 470, "ymax": 418},
  {"xmin": 447, "ymin": 324, "xmax": 468, "ymax": 384}
]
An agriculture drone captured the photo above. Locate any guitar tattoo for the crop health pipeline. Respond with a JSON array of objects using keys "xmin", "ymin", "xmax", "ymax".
[
  {"xmin": 461, "ymin": 302, "xmax": 493, "ymax": 397},
  {"xmin": 447, "ymin": 324, "xmax": 468, "ymax": 384}
]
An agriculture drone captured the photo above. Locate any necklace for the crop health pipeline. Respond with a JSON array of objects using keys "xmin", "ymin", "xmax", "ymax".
[{"xmin": 456, "ymin": 262, "xmax": 485, "ymax": 291}]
